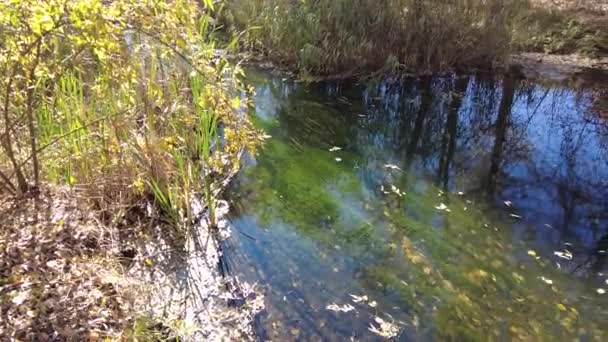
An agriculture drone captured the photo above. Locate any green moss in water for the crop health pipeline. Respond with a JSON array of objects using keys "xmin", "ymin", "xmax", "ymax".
[
  {"xmin": 360, "ymin": 186, "xmax": 600, "ymax": 340},
  {"xmin": 240, "ymin": 137, "xmax": 364, "ymax": 243}
]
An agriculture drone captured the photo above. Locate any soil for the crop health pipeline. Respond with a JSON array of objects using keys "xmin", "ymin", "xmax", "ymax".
[
  {"xmin": 511, "ymin": 52, "xmax": 608, "ymax": 81},
  {"xmin": 0, "ymin": 188, "xmax": 262, "ymax": 341},
  {"xmin": 532, "ymin": 0, "xmax": 608, "ymax": 13}
]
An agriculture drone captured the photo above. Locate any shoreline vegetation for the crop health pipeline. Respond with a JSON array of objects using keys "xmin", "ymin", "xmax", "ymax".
[
  {"xmin": 1, "ymin": 0, "xmax": 263, "ymax": 340},
  {"xmin": 0, "ymin": 0, "xmax": 606, "ymax": 341},
  {"xmin": 222, "ymin": 0, "xmax": 607, "ymax": 79}
]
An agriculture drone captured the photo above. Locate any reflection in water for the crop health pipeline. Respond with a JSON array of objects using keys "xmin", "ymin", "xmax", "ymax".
[
  {"xmin": 224, "ymin": 69, "xmax": 608, "ymax": 340},
  {"xmin": 436, "ymin": 76, "xmax": 468, "ymax": 190},
  {"xmin": 487, "ymin": 72, "xmax": 516, "ymax": 197}
]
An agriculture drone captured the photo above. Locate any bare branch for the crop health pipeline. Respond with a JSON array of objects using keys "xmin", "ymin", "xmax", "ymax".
[
  {"xmin": 9, "ymin": 106, "xmax": 136, "ymax": 178},
  {"xmin": 2, "ymin": 65, "xmax": 29, "ymax": 193},
  {"xmin": 25, "ymin": 39, "xmax": 43, "ymax": 190},
  {"xmin": 0, "ymin": 169, "xmax": 16, "ymax": 195}
]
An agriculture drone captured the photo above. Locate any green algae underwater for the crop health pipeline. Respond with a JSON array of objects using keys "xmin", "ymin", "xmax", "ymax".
[{"xmin": 222, "ymin": 68, "xmax": 608, "ymax": 340}]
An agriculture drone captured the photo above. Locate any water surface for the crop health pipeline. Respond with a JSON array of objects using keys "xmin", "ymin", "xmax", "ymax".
[{"xmin": 224, "ymin": 69, "xmax": 608, "ymax": 340}]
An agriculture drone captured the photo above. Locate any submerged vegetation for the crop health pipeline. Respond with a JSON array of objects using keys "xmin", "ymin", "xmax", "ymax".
[
  {"xmin": 228, "ymin": 68, "xmax": 608, "ymax": 340},
  {"xmin": 233, "ymin": 119, "xmax": 607, "ymax": 340},
  {"xmin": 223, "ymin": 0, "xmax": 607, "ymax": 75}
]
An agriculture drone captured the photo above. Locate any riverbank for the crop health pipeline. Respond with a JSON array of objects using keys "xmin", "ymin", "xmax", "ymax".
[
  {"xmin": 511, "ymin": 52, "xmax": 608, "ymax": 80},
  {"xmin": 229, "ymin": 50, "xmax": 608, "ymax": 81},
  {"xmin": 222, "ymin": 0, "xmax": 606, "ymax": 78},
  {"xmin": 0, "ymin": 186, "xmax": 262, "ymax": 340},
  {"xmin": 0, "ymin": 1, "xmax": 263, "ymax": 340}
]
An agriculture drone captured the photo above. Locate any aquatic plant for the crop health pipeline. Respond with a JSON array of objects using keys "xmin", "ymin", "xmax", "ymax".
[{"xmin": 228, "ymin": 69, "xmax": 608, "ymax": 340}]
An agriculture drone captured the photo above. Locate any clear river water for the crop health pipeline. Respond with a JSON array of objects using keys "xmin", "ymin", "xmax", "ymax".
[{"xmin": 223, "ymin": 68, "xmax": 608, "ymax": 340}]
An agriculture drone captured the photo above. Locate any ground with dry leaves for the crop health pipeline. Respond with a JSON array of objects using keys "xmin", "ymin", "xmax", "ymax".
[
  {"xmin": 0, "ymin": 188, "xmax": 261, "ymax": 341},
  {"xmin": 0, "ymin": 189, "xmax": 127, "ymax": 340}
]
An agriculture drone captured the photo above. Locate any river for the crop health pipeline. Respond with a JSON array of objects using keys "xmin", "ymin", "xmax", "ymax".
[{"xmin": 222, "ymin": 68, "xmax": 608, "ymax": 340}]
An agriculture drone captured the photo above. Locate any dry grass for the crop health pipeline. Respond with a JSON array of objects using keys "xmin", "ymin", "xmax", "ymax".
[
  {"xmin": 225, "ymin": 0, "xmax": 515, "ymax": 75},
  {"xmin": 224, "ymin": 0, "xmax": 607, "ymax": 75},
  {"xmin": 513, "ymin": 0, "xmax": 608, "ymax": 56},
  {"xmin": 532, "ymin": 0, "xmax": 608, "ymax": 13},
  {"xmin": 0, "ymin": 1, "xmax": 264, "ymax": 339}
]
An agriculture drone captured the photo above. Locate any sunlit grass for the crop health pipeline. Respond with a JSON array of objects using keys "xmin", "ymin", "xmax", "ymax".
[{"xmin": 224, "ymin": 0, "xmax": 517, "ymax": 75}]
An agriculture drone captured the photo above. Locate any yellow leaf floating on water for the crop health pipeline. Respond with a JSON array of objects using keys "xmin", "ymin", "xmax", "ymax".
[
  {"xmin": 435, "ymin": 203, "xmax": 450, "ymax": 212},
  {"xmin": 369, "ymin": 316, "xmax": 399, "ymax": 338},
  {"xmin": 540, "ymin": 276, "xmax": 553, "ymax": 285},
  {"xmin": 326, "ymin": 303, "xmax": 355, "ymax": 313},
  {"xmin": 527, "ymin": 250, "xmax": 537, "ymax": 257},
  {"xmin": 384, "ymin": 164, "xmax": 402, "ymax": 171},
  {"xmin": 557, "ymin": 303, "xmax": 567, "ymax": 311},
  {"xmin": 554, "ymin": 251, "xmax": 573, "ymax": 260},
  {"xmin": 390, "ymin": 185, "xmax": 405, "ymax": 197},
  {"xmin": 349, "ymin": 294, "xmax": 368, "ymax": 303}
]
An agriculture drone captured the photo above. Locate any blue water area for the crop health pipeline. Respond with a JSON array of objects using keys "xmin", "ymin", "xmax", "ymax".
[{"xmin": 223, "ymin": 69, "xmax": 608, "ymax": 340}]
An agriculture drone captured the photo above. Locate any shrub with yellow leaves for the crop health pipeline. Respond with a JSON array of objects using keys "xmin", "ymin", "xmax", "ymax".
[{"xmin": 0, "ymin": 0, "xmax": 262, "ymax": 226}]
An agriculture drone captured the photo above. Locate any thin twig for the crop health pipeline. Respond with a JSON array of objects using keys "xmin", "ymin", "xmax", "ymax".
[
  {"xmin": 0, "ymin": 22, "xmax": 68, "ymax": 193},
  {"xmin": 0, "ymin": 169, "xmax": 16, "ymax": 195},
  {"xmin": 9, "ymin": 107, "xmax": 135, "ymax": 179},
  {"xmin": 0, "ymin": 112, "xmax": 27, "ymax": 146},
  {"xmin": 2, "ymin": 64, "xmax": 28, "ymax": 192},
  {"xmin": 127, "ymin": 25, "xmax": 207, "ymax": 77},
  {"xmin": 25, "ymin": 39, "xmax": 43, "ymax": 190}
]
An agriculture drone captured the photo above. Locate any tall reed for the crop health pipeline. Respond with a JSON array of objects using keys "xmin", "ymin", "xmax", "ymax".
[{"xmin": 224, "ymin": 0, "xmax": 519, "ymax": 75}]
